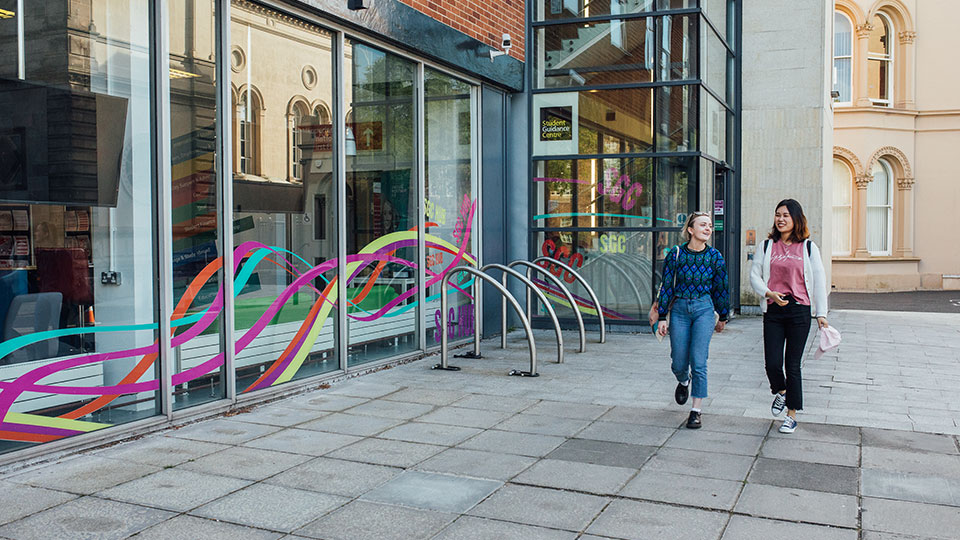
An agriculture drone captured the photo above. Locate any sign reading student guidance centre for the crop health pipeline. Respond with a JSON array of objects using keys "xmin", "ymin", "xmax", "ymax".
[{"xmin": 533, "ymin": 92, "xmax": 578, "ymax": 156}]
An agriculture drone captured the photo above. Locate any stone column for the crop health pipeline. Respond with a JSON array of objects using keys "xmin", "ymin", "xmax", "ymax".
[
  {"xmin": 853, "ymin": 174, "xmax": 872, "ymax": 257},
  {"xmin": 855, "ymin": 23, "xmax": 874, "ymax": 107},
  {"xmin": 895, "ymin": 177, "xmax": 915, "ymax": 257},
  {"xmin": 896, "ymin": 31, "xmax": 916, "ymax": 109}
]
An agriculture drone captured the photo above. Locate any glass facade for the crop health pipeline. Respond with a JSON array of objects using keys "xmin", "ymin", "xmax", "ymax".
[
  {"xmin": 530, "ymin": 0, "xmax": 737, "ymax": 327},
  {"xmin": 0, "ymin": 0, "xmax": 481, "ymax": 456}
]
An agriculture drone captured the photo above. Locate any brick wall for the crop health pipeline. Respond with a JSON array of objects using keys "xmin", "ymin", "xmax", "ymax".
[{"xmin": 399, "ymin": 0, "xmax": 525, "ymax": 60}]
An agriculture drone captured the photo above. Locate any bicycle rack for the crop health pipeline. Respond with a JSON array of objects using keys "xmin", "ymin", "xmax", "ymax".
[
  {"xmin": 508, "ymin": 260, "xmax": 586, "ymax": 354},
  {"xmin": 582, "ymin": 255, "xmax": 644, "ymax": 320},
  {"xmin": 483, "ymin": 263, "xmax": 564, "ymax": 365},
  {"xmin": 533, "ymin": 257, "xmax": 606, "ymax": 344},
  {"xmin": 434, "ymin": 265, "xmax": 539, "ymax": 377}
]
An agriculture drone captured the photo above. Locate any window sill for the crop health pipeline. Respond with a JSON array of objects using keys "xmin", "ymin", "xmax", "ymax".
[{"xmin": 832, "ymin": 256, "xmax": 920, "ymax": 262}]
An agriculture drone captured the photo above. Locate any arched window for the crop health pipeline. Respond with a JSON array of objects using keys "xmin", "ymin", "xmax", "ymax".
[
  {"xmin": 290, "ymin": 103, "xmax": 308, "ymax": 182},
  {"xmin": 868, "ymin": 13, "xmax": 893, "ymax": 106},
  {"xmin": 237, "ymin": 92, "xmax": 260, "ymax": 175},
  {"xmin": 832, "ymin": 158, "xmax": 853, "ymax": 255},
  {"xmin": 833, "ymin": 12, "xmax": 853, "ymax": 104},
  {"xmin": 867, "ymin": 159, "xmax": 893, "ymax": 254}
]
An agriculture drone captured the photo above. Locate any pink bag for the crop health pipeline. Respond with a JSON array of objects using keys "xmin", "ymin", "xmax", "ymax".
[{"xmin": 814, "ymin": 326, "xmax": 841, "ymax": 359}]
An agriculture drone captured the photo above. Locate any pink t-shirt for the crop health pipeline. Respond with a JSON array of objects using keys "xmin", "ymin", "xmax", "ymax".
[{"xmin": 766, "ymin": 241, "xmax": 810, "ymax": 305}]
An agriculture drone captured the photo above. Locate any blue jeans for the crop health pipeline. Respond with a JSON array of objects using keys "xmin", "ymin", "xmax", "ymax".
[{"xmin": 669, "ymin": 296, "xmax": 716, "ymax": 399}]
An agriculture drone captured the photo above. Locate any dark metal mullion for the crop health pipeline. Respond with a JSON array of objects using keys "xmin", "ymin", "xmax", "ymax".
[
  {"xmin": 533, "ymin": 150, "xmax": 701, "ymax": 161},
  {"xmin": 700, "ymin": 8, "xmax": 734, "ymax": 54},
  {"xmin": 702, "ymin": 83, "xmax": 733, "ymax": 113},
  {"xmin": 532, "ymin": 79, "xmax": 697, "ymax": 94},
  {"xmin": 531, "ymin": 7, "xmax": 699, "ymax": 27}
]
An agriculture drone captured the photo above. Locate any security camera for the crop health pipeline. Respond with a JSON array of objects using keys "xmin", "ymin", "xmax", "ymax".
[{"xmin": 501, "ymin": 33, "xmax": 512, "ymax": 50}]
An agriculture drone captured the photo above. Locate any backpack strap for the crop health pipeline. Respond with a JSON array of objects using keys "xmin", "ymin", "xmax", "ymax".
[
  {"xmin": 672, "ymin": 246, "xmax": 680, "ymax": 291},
  {"xmin": 806, "ymin": 239, "xmax": 812, "ymax": 257},
  {"xmin": 763, "ymin": 239, "xmax": 770, "ymax": 254}
]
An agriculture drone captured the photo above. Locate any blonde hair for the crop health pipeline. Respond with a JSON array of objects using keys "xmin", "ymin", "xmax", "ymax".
[{"xmin": 681, "ymin": 211, "xmax": 712, "ymax": 242}]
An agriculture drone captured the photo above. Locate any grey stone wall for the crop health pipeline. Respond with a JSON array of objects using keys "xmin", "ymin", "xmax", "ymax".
[{"xmin": 739, "ymin": 0, "xmax": 833, "ymax": 308}]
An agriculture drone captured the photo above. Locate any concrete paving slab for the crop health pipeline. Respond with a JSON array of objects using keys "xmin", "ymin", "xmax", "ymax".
[
  {"xmin": 133, "ymin": 515, "xmax": 283, "ymax": 540},
  {"xmin": 493, "ymin": 414, "xmax": 592, "ymax": 437},
  {"xmin": 327, "ymin": 381, "xmax": 402, "ymax": 398},
  {"xmin": 862, "ymin": 446, "xmax": 960, "ymax": 477},
  {"xmin": 345, "ymin": 399, "xmax": 436, "ymax": 420},
  {"xmin": 733, "ymin": 483, "xmax": 858, "ymax": 528},
  {"xmin": 575, "ymin": 421, "xmax": 675, "ymax": 446},
  {"xmin": 0, "ymin": 496, "xmax": 174, "ymax": 540},
  {"xmin": 97, "ymin": 468, "xmax": 251, "ymax": 512},
  {"xmin": 698, "ymin": 415, "xmax": 774, "ymax": 436},
  {"xmin": 619, "ymin": 470, "xmax": 743, "ymax": 510},
  {"xmin": 295, "ymin": 500, "xmax": 456, "ymax": 540},
  {"xmin": 597, "ymin": 406, "xmax": 690, "ymax": 427},
  {"xmin": 467, "ymin": 484, "xmax": 608, "ymax": 532},
  {"xmin": 513, "ymin": 459, "xmax": 636, "ymax": 495},
  {"xmin": 759, "ymin": 438, "xmax": 860, "ymax": 467},
  {"xmin": 545, "ymin": 438, "xmax": 656, "ymax": 469},
  {"xmin": 457, "ymin": 430, "xmax": 566, "ymax": 457},
  {"xmin": 165, "ymin": 418, "xmax": 283, "ymax": 445},
  {"xmin": 415, "ymin": 406, "xmax": 513, "ymax": 429},
  {"xmin": 191, "ymin": 483, "xmax": 348, "ymax": 533},
  {"xmin": 748, "ymin": 457, "xmax": 859, "ymax": 495},
  {"xmin": 6, "ymin": 455, "xmax": 160, "ymax": 495},
  {"xmin": 721, "ymin": 515, "xmax": 858, "ymax": 540},
  {"xmin": 283, "ymin": 392, "xmax": 370, "ymax": 412},
  {"xmin": 241, "ymin": 427, "xmax": 362, "ymax": 456},
  {"xmin": 178, "ymin": 446, "xmax": 311, "ymax": 481},
  {"xmin": 643, "ymin": 447, "xmax": 755, "ymax": 481},
  {"xmin": 521, "ymin": 401, "xmax": 610, "ymax": 420},
  {"xmin": 414, "ymin": 448, "xmax": 537, "ymax": 481},
  {"xmin": 88, "ymin": 437, "xmax": 229, "ymax": 468},
  {"xmin": 431, "ymin": 515, "xmax": 577, "ymax": 540},
  {"xmin": 585, "ymin": 499, "xmax": 728, "ymax": 540},
  {"xmin": 265, "ymin": 457, "xmax": 401, "ymax": 497},
  {"xmin": 226, "ymin": 405, "xmax": 328, "ymax": 427},
  {"xmin": 862, "ymin": 468, "xmax": 960, "ymax": 507},
  {"xmin": 665, "ymin": 429, "xmax": 764, "ymax": 456},
  {"xmin": 377, "ymin": 422, "xmax": 482, "ymax": 446},
  {"xmin": 451, "ymin": 394, "xmax": 538, "ymax": 413},
  {"xmin": 297, "ymin": 412, "xmax": 403, "ymax": 436},
  {"xmin": 861, "ymin": 497, "xmax": 960, "ymax": 539},
  {"xmin": 0, "ymin": 482, "xmax": 77, "ymax": 525},
  {"xmin": 766, "ymin": 421, "xmax": 861, "ymax": 445},
  {"xmin": 861, "ymin": 427, "xmax": 959, "ymax": 454},
  {"xmin": 360, "ymin": 471, "xmax": 500, "ymax": 514},
  {"xmin": 326, "ymin": 437, "xmax": 445, "ymax": 468},
  {"xmin": 382, "ymin": 387, "xmax": 468, "ymax": 406}
]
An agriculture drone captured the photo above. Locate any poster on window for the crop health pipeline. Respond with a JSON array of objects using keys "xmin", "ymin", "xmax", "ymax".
[{"xmin": 533, "ymin": 92, "xmax": 578, "ymax": 156}]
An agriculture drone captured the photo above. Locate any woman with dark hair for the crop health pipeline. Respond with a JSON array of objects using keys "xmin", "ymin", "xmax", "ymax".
[
  {"xmin": 750, "ymin": 199, "xmax": 828, "ymax": 433},
  {"xmin": 655, "ymin": 212, "xmax": 729, "ymax": 429}
]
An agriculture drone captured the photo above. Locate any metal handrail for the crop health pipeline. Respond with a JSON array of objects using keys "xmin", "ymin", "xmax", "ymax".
[
  {"xmin": 509, "ymin": 260, "xmax": 586, "ymax": 354},
  {"xmin": 434, "ymin": 266, "xmax": 539, "ymax": 377},
  {"xmin": 482, "ymin": 263, "xmax": 563, "ymax": 365},
  {"xmin": 532, "ymin": 257, "xmax": 606, "ymax": 343}
]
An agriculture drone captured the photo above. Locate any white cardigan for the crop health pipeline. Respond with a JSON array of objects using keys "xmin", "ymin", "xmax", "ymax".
[{"xmin": 749, "ymin": 239, "xmax": 828, "ymax": 318}]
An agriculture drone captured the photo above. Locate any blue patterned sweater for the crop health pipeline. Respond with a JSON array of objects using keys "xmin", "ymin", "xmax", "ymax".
[{"xmin": 656, "ymin": 243, "xmax": 730, "ymax": 321}]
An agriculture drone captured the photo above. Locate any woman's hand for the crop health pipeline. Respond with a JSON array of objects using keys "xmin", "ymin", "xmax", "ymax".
[
  {"xmin": 648, "ymin": 303, "xmax": 660, "ymax": 327},
  {"xmin": 715, "ymin": 320, "xmax": 726, "ymax": 333},
  {"xmin": 817, "ymin": 317, "xmax": 829, "ymax": 329},
  {"xmin": 765, "ymin": 290, "xmax": 789, "ymax": 307},
  {"xmin": 657, "ymin": 320, "xmax": 669, "ymax": 337}
]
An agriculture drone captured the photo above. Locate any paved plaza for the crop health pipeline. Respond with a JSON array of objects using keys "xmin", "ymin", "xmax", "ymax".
[{"xmin": 0, "ymin": 309, "xmax": 957, "ymax": 539}]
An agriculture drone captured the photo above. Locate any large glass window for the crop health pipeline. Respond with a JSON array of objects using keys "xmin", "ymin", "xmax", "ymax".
[
  {"xmin": 537, "ymin": 0, "xmax": 654, "ymax": 22},
  {"xmin": 868, "ymin": 14, "xmax": 893, "ymax": 106},
  {"xmin": 533, "ymin": 89, "xmax": 654, "ymax": 157},
  {"xmin": 534, "ymin": 157, "xmax": 653, "ymax": 228},
  {"xmin": 703, "ymin": 25, "xmax": 727, "ymax": 101},
  {"xmin": 230, "ymin": 4, "xmax": 338, "ymax": 394},
  {"xmin": 702, "ymin": 90, "xmax": 726, "ymax": 160},
  {"xmin": 656, "ymin": 85, "xmax": 697, "ymax": 151},
  {"xmin": 832, "ymin": 159, "xmax": 852, "ymax": 256},
  {"xmin": 0, "ymin": 0, "xmax": 159, "ymax": 451},
  {"xmin": 833, "ymin": 12, "xmax": 853, "ymax": 104},
  {"xmin": 536, "ymin": 19, "xmax": 654, "ymax": 88},
  {"xmin": 659, "ymin": 14, "xmax": 697, "ymax": 81},
  {"xmin": 424, "ymin": 69, "xmax": 477, "ymax": 346},
  {"xmin": 867, "ymin": 160, "xmax": 893, "ymax": 255},
  {"xmin": 656, "ymin": 157, "xmax": 697, "ymax": 226},
  {"xmin": 344, "ymin": 41, "xmax": 418, "ymax": 366}
]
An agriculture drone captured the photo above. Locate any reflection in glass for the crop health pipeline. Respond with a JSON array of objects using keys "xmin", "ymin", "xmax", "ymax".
[
  {"xmin": 833, "ymin": 12, "xmax": 853, "ymax": 103},
  {"xmin": 345, "ymin": 41, "xmax": 418, "ymax": 365},
  {"xmin": 534, "ymin": 158, "xmax": 653, "ymax": 229},
  {"xmin": 656, "ymin": 85, "xmax": 697, "ymax": 151},
  {"xmin": 659, "ymin": 14, "xmax": 696, "ymax": 81},
  {"xmin": 703, "ymin": 25, "xmax": 727, "ymax": 100},
  {"xmin": 532, "ymin": 89, "xmax": 653, "ymax": 158},
  {"xmin": 536, "ymin": 19, "xmax": 654, "ymax": 88},
  {"xmin": 656, "ymin": 157, "xmax": 697, "ymax": 226},
  {"xmin": 537, "ymin": 0, "xmax": 654, "ymax": 22},
  {"xmin": 657, "ymin": 0, "xmax": 696, "ymax": 8},
  {"xmin": 702, "ymin": 91, "xmax": 726, "ymax": 160},
  {"xmin": 703, "ymin": 0, "xmax": 727, "ymax": 41},
  {"xmin": 0, "ymin": 0, "xmax": 159, "ymax": 452},
  {"xmin": 867, "ymin": 14, "xmax": 892, "ymax": 104},
  {"xmin": 423, "ymin": 69, "xmax": 476, "ymax": 346},
  {"xmin": 230, "ymin": 4, "xmax": 339, "ymax": 394}
]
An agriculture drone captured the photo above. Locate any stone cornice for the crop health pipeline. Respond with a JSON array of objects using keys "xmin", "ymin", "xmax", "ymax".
[
  {"xmin": 897, "ymin": 177, "xmax": 915, "ymax": 190},
  {"xmin": 855, "ymin": 174, "xmax": 873, "ymax": 189},
  {"xmin": 898, "ymin": 30, "xmax": 917, "ymax": 44},
  {"xmin": 856, "ymin": 23, "xmax": 874, "ymax": 38}
]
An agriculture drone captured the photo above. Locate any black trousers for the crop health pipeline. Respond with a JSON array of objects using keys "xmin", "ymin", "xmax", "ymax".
[{"xmin": 763, "ymin": 302, "xmax": 811, "ymax": 411}]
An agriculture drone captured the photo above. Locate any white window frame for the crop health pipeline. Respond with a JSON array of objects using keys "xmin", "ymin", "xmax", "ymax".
[
  {"xmin": 833, "ymin": 11, "xmax": 853, "ymax": 106},
  {"xmin": 832, "ymin": 158, "xmax": 853, "ymax": 255},
  {"xmin": 867, "ymin": 12, "xmax": 894, "ymax": 107},
  {"xmin": 290, "ymin": 105, "xmax": 305, "ymax": 182},
  {"xmin": 867, "ymin": 159, "xmax": 894, "ymax": 256}
]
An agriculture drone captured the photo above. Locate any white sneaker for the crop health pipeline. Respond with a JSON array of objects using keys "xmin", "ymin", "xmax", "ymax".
[
  {"xmin": 778, "ymin": 416, "xmax": 797, "ymax": 433},
  {"xmin": 771, "ymin": 393, "xmax": 786, "ymax": 417}
]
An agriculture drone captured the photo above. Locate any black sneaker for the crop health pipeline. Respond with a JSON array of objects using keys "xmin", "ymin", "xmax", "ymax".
[
  {"xmin": 686, "ymin": 410, "xmax": 701, "ymax": 429},
  {"xmin": 675, "ymin": 382, "xmax": 689, "ymax": 405}
]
